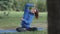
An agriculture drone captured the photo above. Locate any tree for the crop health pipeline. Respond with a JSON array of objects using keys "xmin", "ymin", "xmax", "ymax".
[
  {"xmin": 0, "ymin": 0, "xmax": 14, "ymax": 11},
  {"xmin": 48, "ymin": 0, "xmax": 60, "ymax": 34},
  {"xmin": 0, "ymin": 0, "xmax": 47, "ymax": 12}
]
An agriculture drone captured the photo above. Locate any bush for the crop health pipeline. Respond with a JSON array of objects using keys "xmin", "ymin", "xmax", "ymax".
[{"xmin": 0, "ymin": 0, "xmax": 47, "ymax": 12}]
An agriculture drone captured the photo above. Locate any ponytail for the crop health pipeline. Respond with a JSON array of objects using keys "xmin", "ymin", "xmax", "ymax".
[{"xmin": 35, "ymin": 9, "xmax": 39, "ymax": 19}]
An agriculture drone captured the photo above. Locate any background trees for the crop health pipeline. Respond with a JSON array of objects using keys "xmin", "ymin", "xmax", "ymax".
[{"xmin": 0, "ymin": 0, "xmax": 46, "ymax": 12}]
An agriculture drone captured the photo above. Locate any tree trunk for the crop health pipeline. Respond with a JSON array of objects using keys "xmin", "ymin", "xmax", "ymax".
[{"xmin": 47, "ymin": 0, "xmax": 60, "ymax": 34}]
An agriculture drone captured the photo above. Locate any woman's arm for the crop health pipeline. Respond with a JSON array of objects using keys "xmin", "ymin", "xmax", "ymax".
[
  {"xmin": 26, "ymin": 3, "xmax": 34, "ymax": 7},
  {"xmin": 21, "ymin": 18, "xmax": 29, "ymax": 23},
  {"xmin": 23, "ymin": 4, "xmax": 34, "ymax": 19},
  {"xmin": 25, "ymin": 4, "xmax": 34, "ymax": 11}
]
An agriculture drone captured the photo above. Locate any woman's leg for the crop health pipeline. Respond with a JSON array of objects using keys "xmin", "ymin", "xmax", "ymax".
[{"xmin": 21, "ymin": 21, "xmax": 30, "ymax": 28}]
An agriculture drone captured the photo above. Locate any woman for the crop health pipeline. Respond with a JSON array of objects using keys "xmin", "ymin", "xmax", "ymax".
[{"xmin": 16, "ymin": 4, "xmax": 39, "ymax": 32}]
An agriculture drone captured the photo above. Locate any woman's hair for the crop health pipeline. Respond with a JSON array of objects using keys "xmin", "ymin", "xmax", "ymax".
[
  {"xmin": 30, "ymin": 7, "xmax": 39, "ymax": 19},
  {"xmin": 35, "ymin": 9, "xmax": 39, "ymax": 19}
]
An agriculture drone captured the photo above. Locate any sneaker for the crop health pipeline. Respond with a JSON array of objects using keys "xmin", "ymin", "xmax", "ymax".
[
  {"xmin": 27, "ymin": 27, "xmax": 37, "ymax": 31},
  {"xmin": 16, "ymin": 27, "xmax": 26, "ymax": 32}
]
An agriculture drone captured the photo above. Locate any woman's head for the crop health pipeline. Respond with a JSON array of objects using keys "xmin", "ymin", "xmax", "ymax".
[
  {"xmin": 31, "ymin": 7, "xmax": 39, "ymax": 19},
  {"xmin": 31, "ymin": 7, "xmax": 36, "ymax": 13}
]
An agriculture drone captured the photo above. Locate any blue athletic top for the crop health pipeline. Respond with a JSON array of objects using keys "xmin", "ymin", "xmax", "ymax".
[
  {"xmin": 23, "ymin": 3, "xmax": 34, "ymax": 19},
  {"xmin": 21, "ymin": 4, "xmax": 34, "ymax": 28}
]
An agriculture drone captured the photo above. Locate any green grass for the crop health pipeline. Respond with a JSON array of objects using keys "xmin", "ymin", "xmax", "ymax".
[{"xmin": 0, "ymin": 11, "xmax": 47, "ymax": 34}]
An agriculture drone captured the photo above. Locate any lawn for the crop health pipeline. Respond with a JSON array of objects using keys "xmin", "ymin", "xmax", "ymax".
[{"xmin": 0, "ymin": 11, "xmax": 47, "ymax": 34}]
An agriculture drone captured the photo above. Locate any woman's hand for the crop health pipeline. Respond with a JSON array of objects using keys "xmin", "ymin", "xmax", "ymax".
[
  {"xmin": 20, "ymin": 18, "xmax": 24, "ymax": 21},
  {"xmin": 31, "ymin": 7, "xmax": 36, "ymax": 13}
]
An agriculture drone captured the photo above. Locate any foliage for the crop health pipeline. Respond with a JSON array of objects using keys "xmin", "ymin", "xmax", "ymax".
[{"xmin": 0, "ymin": 0, "xmax": 46, "ymax": 12}]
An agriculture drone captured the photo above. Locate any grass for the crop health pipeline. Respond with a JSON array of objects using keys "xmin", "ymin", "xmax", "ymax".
[{"xmin": 0, "ymin": 11, "xmax": 47, "ymax": 34}]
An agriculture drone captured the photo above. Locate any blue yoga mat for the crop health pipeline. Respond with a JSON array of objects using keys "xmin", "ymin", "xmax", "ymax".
[
  {"xmin": 0, "ymin": 30, "xmax": 17, "ymax": 33},
  {"xmin": 0, "ymin": 28, "xmax": 44, "ymax": 33}
]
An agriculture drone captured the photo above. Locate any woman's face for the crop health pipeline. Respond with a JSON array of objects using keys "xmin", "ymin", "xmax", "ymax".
[{"xmin": 31, "ymin": 7, "xmax": 36, "ymax": 13}]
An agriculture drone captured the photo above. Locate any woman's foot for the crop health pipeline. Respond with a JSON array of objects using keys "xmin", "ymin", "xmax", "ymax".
[
  {"xmin": 16, "ymin": 27, "xmax": 26, "ymax": 32},
  {"xmin": 26, "ymin": 27, "xmax": 37, "ymax": 31},
  {"xmin": 16, "ymin": 27, "xmax": 37, "ymax": 32}
]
